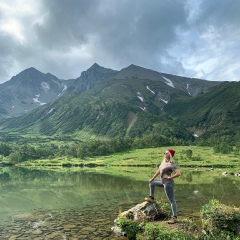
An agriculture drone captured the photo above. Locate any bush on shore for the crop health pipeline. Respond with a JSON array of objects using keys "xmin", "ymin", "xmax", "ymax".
[{"xmin": 200, "ymin": 199, "xmax": 240, "ymax": 239}]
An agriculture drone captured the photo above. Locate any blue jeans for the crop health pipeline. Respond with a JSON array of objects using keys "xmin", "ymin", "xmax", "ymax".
[{"xmin": 149, "ymin": 180, "xmax": 177, "ymax": 217}]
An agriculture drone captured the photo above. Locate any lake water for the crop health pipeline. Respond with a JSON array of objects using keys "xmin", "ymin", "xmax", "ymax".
[{"xmin": 0, "ymin": 167, "xmax": 239, "ymax": 239}]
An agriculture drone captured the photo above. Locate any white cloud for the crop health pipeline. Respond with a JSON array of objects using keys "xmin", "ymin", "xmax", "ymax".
[{"xmin": 0, "ymin": 0, "xmax": 240, "ymax": 83}]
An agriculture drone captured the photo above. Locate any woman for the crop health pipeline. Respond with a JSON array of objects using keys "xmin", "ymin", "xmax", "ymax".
[{"xmin": 145, "ymin": 149, "xmax": 181, "ymax": 224}]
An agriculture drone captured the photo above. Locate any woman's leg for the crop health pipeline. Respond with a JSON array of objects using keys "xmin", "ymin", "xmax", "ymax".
[
  {"xmin": 164, "ymin": 181, "xmax": 177, "ymax": 217},
  {"xmin": 149, "ymin": 180, "xmax": 164, "ymax": 198}
]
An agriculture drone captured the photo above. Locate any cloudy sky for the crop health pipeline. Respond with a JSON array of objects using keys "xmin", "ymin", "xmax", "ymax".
[{"xmin": 0, "ymin": 0, "xmax": 240, "ymax": 83}]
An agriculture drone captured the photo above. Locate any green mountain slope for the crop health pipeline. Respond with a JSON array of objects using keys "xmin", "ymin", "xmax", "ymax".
[
  {"xmin": 1, "ymin": 75, "xmax": 193, "ymax": 141},
  {"xmin": 1, "ymin": 64, "xmax": 237, "ymax": 144},
  {"xmin": 164, "ymin": 81, "xmax": 240, "ymax": 142}
]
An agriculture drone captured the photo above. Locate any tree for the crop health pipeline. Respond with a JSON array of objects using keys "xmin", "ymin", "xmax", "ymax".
[
  {"xmin": 185, "ymin": 148, "xmax": 193, "ymax": 158},
  {"xmin": 0, "ymin": 143, "xmax": 12, "ymax": 156}
]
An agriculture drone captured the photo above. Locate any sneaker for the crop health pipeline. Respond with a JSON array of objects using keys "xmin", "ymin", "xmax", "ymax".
[
  {"xmin": 167, "ymin": 217, "xmax": 177, "ymax": 224},
  {"xmin": 144, "ymin": 196, "xmax": 154, "ymax": 203}
]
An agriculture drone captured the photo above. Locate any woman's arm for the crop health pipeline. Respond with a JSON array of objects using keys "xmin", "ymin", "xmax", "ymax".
[
  {"xmin": 169, "ymin": 169, "xmax": 181, "ymax": 180},
  {"xmin": 163, "ymin": 169, "xmax": 181, "ymax": 180},
  {"xmin": 149, "ymin": 169, "xmax": 160, "ymax": 183}
]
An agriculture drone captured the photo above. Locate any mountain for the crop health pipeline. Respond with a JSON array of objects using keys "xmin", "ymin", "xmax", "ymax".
[
  {"xmin": 0, "ymin": 64, "xmax": 118, "ymax": 118},
  {"xmin": 0, "ymin": 64, "xmax": 226, "ymax": 143},
  {"xmin": 0, "ymin": 64, "xmax": 222, "ymax": 119},
  {"xmin": 0, "ymin": 67, "xmax": 73, "ymax": 118},
  {"xmin": 114, "ymin": 64, "xmax": 222, "ymax": 96},
  {"xmin": 164, "ymin": 81, "xmax": 240, "ymax": 142},
  {"xmin": 67, "ymin": 63, "xmax": 118, "ymax": 93}
]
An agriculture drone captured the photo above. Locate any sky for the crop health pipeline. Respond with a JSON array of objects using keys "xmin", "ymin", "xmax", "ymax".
[{"xmin": 0, "ymin": 0, "xmax": 240, "ymax": 83}]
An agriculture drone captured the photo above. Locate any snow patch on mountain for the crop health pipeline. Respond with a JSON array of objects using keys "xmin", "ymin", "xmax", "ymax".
[
  {"xmin": 41, "ymin": 82, "xmax": 50, "ymax": 91},
  {"xmin": 137, "ymin": 92, "xmax": 144, "ymax": 102},
  {"xmin": 58, "ymin": 85, "xmax": 67, "ymax": 96},
  {"xmin": 146, "ymin": 86, "xmax": 155, "ymax": 94},
  {"xmin": 186, "ymin": 84, "xmax": 191, "ymax": 95},
  {"xmin": 33, "ymin": 95, "xmax": 46, "ymax": 105},
  {"xmin": 63, "ymin": 85, "xmax": 67, "ymax": 91},
  {"xmin": 140, "ymin": 106, "xmax": 146, "ymax": 111},
  {"xmin": 162, "ymin": 76, "xmax": 174, "ymax": 88},
  {"xmin": 160, "ymin": 98, "xmax": 168, "ymax": 104},
  {"xmin": 47, "ymin": 108, "xmax": 54, "ymax": 114}
]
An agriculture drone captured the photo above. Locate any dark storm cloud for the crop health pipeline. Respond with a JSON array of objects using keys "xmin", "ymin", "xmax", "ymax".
[
  {"xmin": 198, "ymin": 0, "xmax": 240, "ymax": 27},
  {"xmin": 37, "ymin": 0, "xmax": 187, "ymax": 49},
  {"xmin": 0, "ymin": 0, "xmax": 240, "ymax": 83},
  {"xmin": 33, "ymin": 0, "xmax": 188, "ymax": 74}
]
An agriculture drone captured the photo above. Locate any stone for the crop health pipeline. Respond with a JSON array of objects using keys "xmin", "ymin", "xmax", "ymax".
[
  {"xmin": 120, "ymin": 201, "xmax": 165, "ymax": 221},
  {"xmin": 46, "ymin": 232, "xmax": 66, "ymax": 239},
  {"xmin": 32, "ymin": 229, "xmax": 42, "ymax": 235},
  {"xmin": 9, "ymin": 236, "xmax": 18, "ymax": 240},
  {"xmin": 12, "ymin": 210, "xmax": 51, "ymax": 222},
  {"xmin": 112, "ymin": 201, "xmax": 168, "ymax": 237},
  {"xmin": 81, "ymin": 227, "xmax": 96, "ymax": 232},
  {"xmin": 63, "ymin": 224, "xmax": 77, "ymax": 230},
  {"xmin": 111, "ymin": 226, "xmax": 126, "ymax": 237}
]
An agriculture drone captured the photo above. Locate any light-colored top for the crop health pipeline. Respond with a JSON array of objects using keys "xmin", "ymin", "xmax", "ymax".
[{"xmin": 159, "ymin": 160, "xmax": 178, "ymax": 184}]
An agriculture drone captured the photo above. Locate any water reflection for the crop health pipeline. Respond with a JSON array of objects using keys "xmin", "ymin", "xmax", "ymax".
[
  {"xmin": 0, "ymin": 167, "xmax": 146, "ymax": 239},
  {"xmin": 0, "ymin": 167, "xmax": 239, "ymax": 239}
]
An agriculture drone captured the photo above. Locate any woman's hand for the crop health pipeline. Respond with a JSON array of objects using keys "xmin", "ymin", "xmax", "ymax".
[
  {"xmin": 149, "ymin": 169, "xmax": 160, "ymax": 183},
  {"xmin": 163, "ymin": 174, "xmax": 170, "ymax": 179},
  {"xmin": 148, "ymin": 178, "xmax": 154, "ymax": 183}
]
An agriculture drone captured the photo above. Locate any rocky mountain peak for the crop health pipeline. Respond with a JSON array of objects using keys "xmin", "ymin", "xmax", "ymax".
[
  {"xmin": 70, "ymin": 64, "xmax": 117, "ymax": 93},
  {"xmin": 18, "ymin": 67, "xmax": 42, "ymax": 76},
  {"xmin": 8, "ymin": 67, "xmax": 45, "ymax": 85},
  {"xmin": 89, "ymin": 63, "xmax": 101, "ymax": 69}
]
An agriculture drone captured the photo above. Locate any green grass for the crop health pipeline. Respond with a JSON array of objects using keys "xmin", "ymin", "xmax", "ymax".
[
  {"xmin": 16, "ymin": 146, "xmax": 240, "ymax": 183},
  {"xmin": 17, "ymin": 145, "xmax": 240, "ymax": 168}
]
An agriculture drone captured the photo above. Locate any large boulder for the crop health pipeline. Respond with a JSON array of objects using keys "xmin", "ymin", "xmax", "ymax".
[
  {"xmin": 120, "ymin": 201, "xmax": 166, "ymax": 221},
  {"xmin": 112, "ymin": 201, "xmax": 168, "ymax": 237}
]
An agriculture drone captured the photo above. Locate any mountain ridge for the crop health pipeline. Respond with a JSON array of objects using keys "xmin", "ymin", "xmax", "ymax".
[
  {"xmin": 0, "ymin": 63, "xmax": 222, "ymax": 118},
  {"xmin": 1, "ymin": 63, "xmax": 238, "ymax": 144}
]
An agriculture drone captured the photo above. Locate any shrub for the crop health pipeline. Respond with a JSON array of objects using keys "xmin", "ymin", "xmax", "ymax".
[
  {"xmin": 142, "ymin": 223, "xmax": 193, "ymax": 240},
  {"xmin": 191, "ymin": 154, "xmax": 203, "ymax": 161},
  {"xmin": 185, "ymin": 149, "xmax": 193, "ymax": 158},
  {"xmin": 156, "ymin": 198, "xmax": 172, "ymax": 219},
  {"xmin": 116, "ymin": 218, "xmax": 143, "ymax": 240},
  {"xmin": 201, "ymin": 199, "xmax": 240, "ymax": 237}
]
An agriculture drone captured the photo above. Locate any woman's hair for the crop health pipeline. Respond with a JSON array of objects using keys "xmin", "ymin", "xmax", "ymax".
[
  {"xmin": 169, "ymin": 152, "xmax": 174, "ymax": 163},
  {"xmin": 164, "ymin": 151, "xmax": 174, "ymax": 163}
]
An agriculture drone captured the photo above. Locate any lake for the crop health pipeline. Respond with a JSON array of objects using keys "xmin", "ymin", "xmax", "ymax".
[{"xmin": 0, "ymin": 166, "xmax": 239, "ymax": 239}]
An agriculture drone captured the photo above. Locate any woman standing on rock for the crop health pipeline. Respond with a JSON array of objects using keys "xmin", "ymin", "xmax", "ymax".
[{"xmin": 145, "ymin": 149, "xmax": 181, "ymax": 224}]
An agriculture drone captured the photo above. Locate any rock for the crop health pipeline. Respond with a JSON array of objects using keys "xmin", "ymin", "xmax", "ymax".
[
  {"xmin": 12, "ymin": 210, "xmax": 51, "ymax": 222},
  {"xmin": 120, "ymin": 201, "xmax": 165, "ymax": 221},
  {"xmin": 32, "ymin": 229, "xmax": 42, "ymax": 235},
  {"xmin": 9, "ymin": 236, "xmax": 18, "ymax": 240},
  {"xmin": 63, "ymin": 224, "xmax": 77, "ymax": 230},
  {"xmin": 111, "ymin": 226, "xmax": 126, "ymax": 237},
  {"xmin": 45, "ymin": 232, "xmax": 66, "ymax": 239},
  {"xmin": 112, "ymin": 201, "xmax": 167, "ymax": 237},
  {"xmin": 81, "ymin": 226, "xmax": 96, "ymax": 232}
]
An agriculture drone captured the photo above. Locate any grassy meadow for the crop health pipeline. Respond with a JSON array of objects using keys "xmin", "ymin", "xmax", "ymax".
[{"xmin": 17, "ymin": 146, "xmax": 240, "ymax": 183}]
